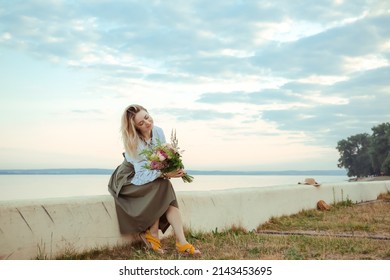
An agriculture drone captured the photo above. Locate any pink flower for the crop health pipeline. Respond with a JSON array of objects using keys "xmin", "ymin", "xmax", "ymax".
[
  {"xmin": 157, "ymin": 150, "xmax": 167, "ymax": 161},
  {"xmin": 150, "ymin": 161, "xmax": 163, "ymax": 170}
]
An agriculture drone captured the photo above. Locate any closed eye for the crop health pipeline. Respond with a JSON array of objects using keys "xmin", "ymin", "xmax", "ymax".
[{"xmin": 137, "ymin": 114, "xmax": 150, "ymax": 126}]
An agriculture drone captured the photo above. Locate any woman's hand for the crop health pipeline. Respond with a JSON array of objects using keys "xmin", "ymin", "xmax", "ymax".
[{"xmin": 164, "ymin": 169, "xmax": 185, "ymax": 179}]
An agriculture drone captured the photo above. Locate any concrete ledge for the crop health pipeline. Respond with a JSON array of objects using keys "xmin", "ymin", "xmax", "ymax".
[{"xmin": 1, "ymin": 181, "xmax": 389, "ymax": 259}]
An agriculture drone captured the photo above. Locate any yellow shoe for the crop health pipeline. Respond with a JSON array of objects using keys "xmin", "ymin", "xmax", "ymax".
[
  {"xmin": 139, "ymin": 230, "xmax": 165, "ymax": 254},
  {"xmin": 176, "ymin": 242, "xmax": 201, "ymax": 256}
]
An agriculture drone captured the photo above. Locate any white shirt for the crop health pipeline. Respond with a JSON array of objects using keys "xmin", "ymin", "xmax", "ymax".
[{"xmin": 124, "ymin": 126, "xmax": 166, "ymax": 185}]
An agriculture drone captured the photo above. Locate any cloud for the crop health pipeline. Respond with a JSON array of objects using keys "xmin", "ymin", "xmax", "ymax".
[
  {"xmin": 195, "ymin": 63, "xmax": 389, "ymax": 147},
  {"xmin": 330, "ymin": 66, "xmax": 390, "ymax": 94},
  {"xmin": 251, "ymin": 16, "xmax": 388, "ymax": 78},
  {"xmin": 0, "ymin": 0, "xmax": 389, "ymax": 169},
  {"xmin": 261, "ymin": 66, "xmax": 390, "ymax": 143},
  {"xmin": 71, "ymin": 109, "xmax": 103, "ymax": 114},
  {"xmin": 196, "ymin": 89, "xmax": 302, "ymax": 107},
  {"xmin": 2, "ymin": 0, "xmax": 387, "ymax": 79},
  {"xmin": 155, "ymin": 107, "xmax": 235, "ymax": 121}
]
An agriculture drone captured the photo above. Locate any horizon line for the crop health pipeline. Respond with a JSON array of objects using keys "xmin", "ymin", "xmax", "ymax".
[{"xmin": 0, "ymin": 168, "xmax": 347, "ymax": 176}]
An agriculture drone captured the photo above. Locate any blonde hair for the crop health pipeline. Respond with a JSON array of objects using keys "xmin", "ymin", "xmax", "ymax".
[{"xmin": 120, "ymin": 104, "xmax": 148, "ymax": 157}]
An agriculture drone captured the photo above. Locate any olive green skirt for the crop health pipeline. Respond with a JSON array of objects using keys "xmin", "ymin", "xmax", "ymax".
[{"xmin": 113, "ymin": 178, "xmax": 178, "ymax": 234}]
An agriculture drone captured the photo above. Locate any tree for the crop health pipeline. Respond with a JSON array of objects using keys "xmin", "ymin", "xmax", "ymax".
[
  {"xmin": 381, "ymin": 153, "xmax": 390, "ymax": 175},
  {"xmin": 336, "ymin": 133, "xmax": 372, "ymax": 177},
  {"xmin": 369, "ymin": 122, "xmax": 390, "ymax": 175}
]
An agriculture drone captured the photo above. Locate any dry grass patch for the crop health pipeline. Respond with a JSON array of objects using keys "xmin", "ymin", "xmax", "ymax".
[
  {"xmin": 54, "ymin": 194, "xmax": 390, "ymax": 260},
  {"xmin": 258, "ymin": 199, "xmax": 390, "ymax": 237}
]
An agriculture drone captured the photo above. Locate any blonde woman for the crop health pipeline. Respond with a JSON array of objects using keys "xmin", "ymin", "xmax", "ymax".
[{"xmin": 108, "ymin": 104, "xmax": 200, "ymax": 256}]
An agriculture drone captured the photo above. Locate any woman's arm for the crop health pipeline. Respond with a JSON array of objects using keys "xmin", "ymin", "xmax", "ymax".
[
  {"xmin": 129, "ymin": 155, "xmax": 163, "ymax": 185},
  {"xmin": 125, "ymin": 126, "xmax": 167, "ymax": 185}
]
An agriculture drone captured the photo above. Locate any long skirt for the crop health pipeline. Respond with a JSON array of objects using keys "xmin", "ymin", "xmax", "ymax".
[{"xmin": 113, "ymin": 178, "xmax": 178, "ymax": 234}]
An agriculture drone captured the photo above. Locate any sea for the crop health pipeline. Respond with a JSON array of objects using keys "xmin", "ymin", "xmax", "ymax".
[{"xmin": 0, "ymin": 174, "xmax": 349, "ymax": 202}]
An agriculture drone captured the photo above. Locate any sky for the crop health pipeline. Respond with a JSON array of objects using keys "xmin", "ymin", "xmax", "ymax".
[{"xmin": 0, "ymin": 0, "xmax": 389, "ymax": 171}]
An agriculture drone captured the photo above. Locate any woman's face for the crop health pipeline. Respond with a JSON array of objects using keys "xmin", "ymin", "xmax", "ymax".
[{"xmin": 134, "ymin": 109, "xmax": 154, "ymax": 136}]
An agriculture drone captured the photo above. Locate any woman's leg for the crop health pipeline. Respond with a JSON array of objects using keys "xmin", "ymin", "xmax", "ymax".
[
  {"xmin": 166, "ymin": 205, "xmax": 187, "ymax": 244},
  {"xmin": 149, "ymin": 219, "xmax": 160, "ymax": 238},
  {"xmin": 166, "ymin": 205, "xmax": 201, "ymax": 254},
  {"xmin": 143, "ymin": 218, "xmax": 165, "ymax": 253}
]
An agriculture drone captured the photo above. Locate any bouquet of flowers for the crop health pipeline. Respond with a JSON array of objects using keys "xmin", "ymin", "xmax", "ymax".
[{"xmin": 140, "ymin": 130, "xmax": 194, "ymax": 183}]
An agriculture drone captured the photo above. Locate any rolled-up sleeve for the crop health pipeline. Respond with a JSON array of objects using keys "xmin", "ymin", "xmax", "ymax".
[
  {"xmin": 124, "ymin": 126, "xmax": 166, "ymax": 186},
  {"xmin": 130, "ymin": 157, "xmax": 162, "ymax": 185}
]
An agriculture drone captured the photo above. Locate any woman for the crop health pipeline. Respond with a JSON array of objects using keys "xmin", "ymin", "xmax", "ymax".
[{"xmin": 108, "ymin": 104, "xmax": 200, "ymax": 255}]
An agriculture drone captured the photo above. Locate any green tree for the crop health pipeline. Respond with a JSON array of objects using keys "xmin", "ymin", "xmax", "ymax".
[
  {"xmin": 369, "ymin": 122, "xmax": 390, "ymax": 175},
  {"xmin": 381, "ymin": 153, "xmax": 390, "ymax": 175},
  {"xmin": 336, "ymin": 133, "xmax": 372, "ymax": 177}
]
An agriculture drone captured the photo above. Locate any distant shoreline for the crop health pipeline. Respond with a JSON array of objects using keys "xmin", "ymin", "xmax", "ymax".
[{"xmin": 0, "ymin": 168, "xmax": 347, "ymax": 176}]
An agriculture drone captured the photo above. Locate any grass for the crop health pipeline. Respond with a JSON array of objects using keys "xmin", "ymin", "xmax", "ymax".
[{"xmin": 54, "ymin": 192, "xmax": 390, "ymax": 260}]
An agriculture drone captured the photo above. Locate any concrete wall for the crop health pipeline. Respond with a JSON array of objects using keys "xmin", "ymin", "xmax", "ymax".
[{"xmin": 1, "ymin": 181, "xmax": 389, "ymax": 260}]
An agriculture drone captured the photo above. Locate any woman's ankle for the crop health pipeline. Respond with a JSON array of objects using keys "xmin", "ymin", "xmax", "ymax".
[
  {"xmin": 148, "ymin": 230, "xmax": 159, "ymax": 238},
  {"xmin": 176, "ymin": 239, "xmax": 188, "ymax": 245}
]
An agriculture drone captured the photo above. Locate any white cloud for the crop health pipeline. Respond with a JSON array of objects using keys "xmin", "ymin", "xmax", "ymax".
[
  {"xmin": 343, "ymin": 55, "xmax": 389, "ymax": 73},
  {"xmin": 1, "ymin": 32, "xmax": 11, "ymax": 41},
  {"xmin": 303, "ymin": 94, "xmax": 349, "ymax": 105},
  {"xmin": 255, "ymin": 19, "xmax": 325, "ymax": 44},
  {"xmin": 297, "ymin": 75, "xmax": 349, "ymax": 85}
]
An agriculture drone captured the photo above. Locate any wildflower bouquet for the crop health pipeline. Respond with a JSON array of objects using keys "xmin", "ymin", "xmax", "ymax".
[{"xmin": 140, "ymin": 130, "xmax": 194, "ymax": 183}]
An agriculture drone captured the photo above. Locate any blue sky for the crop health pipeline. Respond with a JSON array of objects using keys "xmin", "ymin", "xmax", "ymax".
[{"xmin": 0, "ymin": 0, "xmax": 389, "ymax": 171}]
